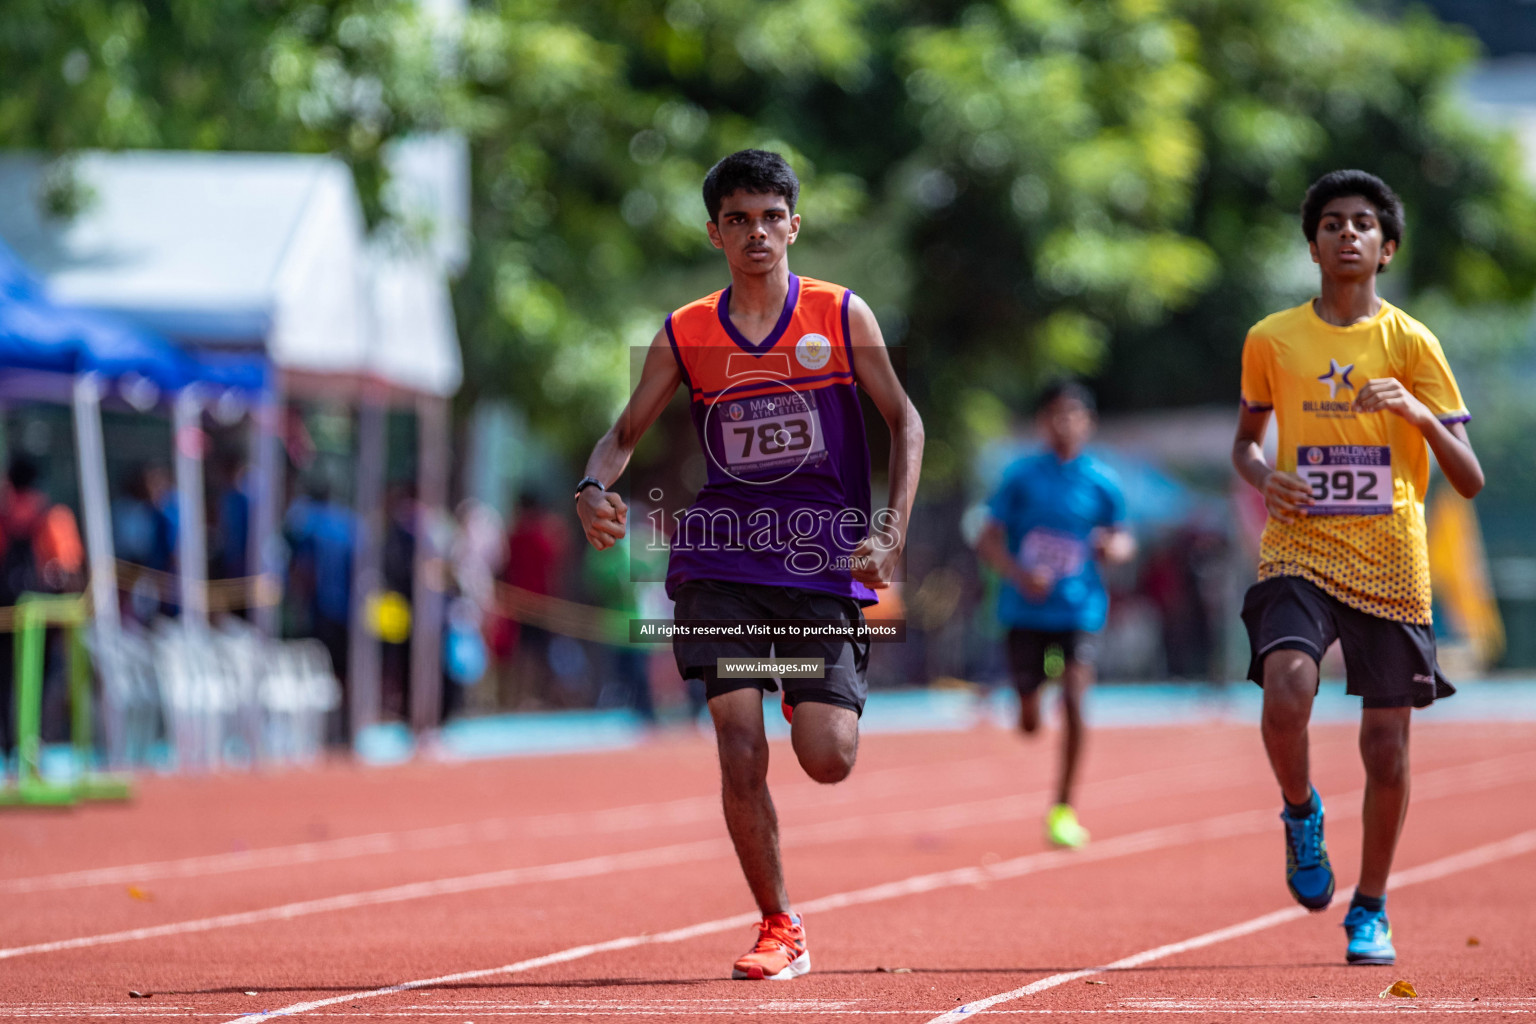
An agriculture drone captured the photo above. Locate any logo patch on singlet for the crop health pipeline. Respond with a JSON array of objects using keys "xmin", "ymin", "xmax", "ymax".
[{"xmin": 795, "ymin": 333, "xmax": 832, "ymax": 370}]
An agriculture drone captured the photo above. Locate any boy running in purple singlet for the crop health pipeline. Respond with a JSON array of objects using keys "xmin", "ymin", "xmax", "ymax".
[{"xmin": 577, "ymin": 150, "xmax": 923, "ymax": 980}]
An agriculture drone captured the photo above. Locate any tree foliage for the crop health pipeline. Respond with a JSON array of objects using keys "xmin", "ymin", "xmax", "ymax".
[{"xmin": 4, "ymin": 0, "xmax": 1535, "ymax": 480}]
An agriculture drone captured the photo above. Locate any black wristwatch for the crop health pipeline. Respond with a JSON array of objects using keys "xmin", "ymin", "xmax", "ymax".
[{"xmin": 574, "ymin": 476, "xmax": 607, "ymax": 500}]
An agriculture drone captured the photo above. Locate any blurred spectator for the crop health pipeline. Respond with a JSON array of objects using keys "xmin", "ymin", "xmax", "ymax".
[
  {"xmin": 211, "ymin": 454, "xmax": 251, "ymax": 582},
  {"xmin": 493, "ymin": 493, "xmax": 569, "ymax": 709},
  {"xmin": 0, "ymin": 456, "xmax": 85, "ymax": 763},
  {"xmin": 287, "ymin": 477, "xmax": 355, "ymax": 738},
  {"xmin": 1, "ymin": 457, "xmax": 83, "ymax": 599},
  {"xmin": 449, "ymin": 499, "xmax": 505, "ymax": 713},
  {"xmin": 113, "ymin": 463, "xmax": 177, "ymax": 624},
  {"xmin": 583, "ymin": 529, "xmax": 654, "ymax": 721},
  {"xmin": 443, "ymin": 596, "xmax": 488, "ymax": 718},
  {"xmin": 1140, "ymin": 525, "xmax": 1224, "ymax": 680},
  {"xmin": 450, "ymin": 498, "xmax": 506, "ymax": 611},
  {"xmin": 380, "ymin": 483, "xmax": 416, "ymax": 721}
]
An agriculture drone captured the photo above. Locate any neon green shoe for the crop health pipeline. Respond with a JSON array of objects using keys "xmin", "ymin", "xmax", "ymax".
[{"xmin": 1046, "ymin": 804, "xmax": 1089, "ymax": 848}]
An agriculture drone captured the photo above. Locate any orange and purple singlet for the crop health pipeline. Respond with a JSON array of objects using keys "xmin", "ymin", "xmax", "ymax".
[{"xmin": 664, "ymin": 274, "xmax": 876, "ymax": 604}]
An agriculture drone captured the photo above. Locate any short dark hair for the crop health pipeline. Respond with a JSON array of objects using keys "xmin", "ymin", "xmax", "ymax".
[
  {"xmin": 7, "ymin": 455, "xmax": 40, "ymax": 492},
  {"xmin": 702, "ymin": 150, "xmax": 800, "ymax": 223},
  {"xmin": 1301, "ymin": 170, "xmax": 1404, "ymax": 272},
  {"xmin": 1034, "ymin": 378, "xmax": 1097, "ymax": 416}
]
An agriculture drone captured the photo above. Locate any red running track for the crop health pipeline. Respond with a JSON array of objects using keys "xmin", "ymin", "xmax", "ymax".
[{"xmin": 2, "ymin": 718, "xmax": 1534, "ymax": 1022}]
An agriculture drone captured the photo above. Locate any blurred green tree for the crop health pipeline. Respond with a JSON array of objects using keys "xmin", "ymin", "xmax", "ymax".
[
  {"xmin": 4, "ymin": 0, "xmax": 1534, "ymax": 479},
  {"xmin": 0, "ymin": 0, "xmax": 481, "ymax": 220},
  {"xmin": 894, "ymin": 0, "xmax": 1536, "ymax": 443}
]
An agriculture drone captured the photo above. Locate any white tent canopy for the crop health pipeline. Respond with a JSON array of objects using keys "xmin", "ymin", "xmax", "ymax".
[
  {"xmin": 0, "ymin": 149, "xmax": 464, "ymax": 740},
  {"xmin": 0, "ymin": 150, "xmax": 461, "ymax": 396}
]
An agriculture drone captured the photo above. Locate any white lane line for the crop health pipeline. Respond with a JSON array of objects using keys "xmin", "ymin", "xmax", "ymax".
[
  {"xmin": 4, "ymin": 750, "xmax": 1530, "ymax": 966},
  {"xmin": 0, "ymin": 748, "xmax": 1264, "ymax": 901},
  {"xmin": 21, "ymin": 997, "xmax": 1536, "ymax": 1018},
  {"xmin": 10, "ymin": 1007, "xmax": 1536, "ymax": 1019},
  {"xmin": 207, "ymin": 759, "xmax": 1536, "ymax": 1024},
  {"xmin": 0, "ymin": 752, "xmax": 1037, "ymax": 895},
  {"xmin": 0, "ymin": 837, "xmax": 734, "ymax": 962},
  {"xmin": 7, "ymin": 731, "xmax": 1507, "ymax": 897},
  {"xmin": 924, "ymin": 828, "xmax": 1536, "ymax": 1022}
]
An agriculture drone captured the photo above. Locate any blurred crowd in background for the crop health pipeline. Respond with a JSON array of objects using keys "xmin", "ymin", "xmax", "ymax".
[{"xmin": 1, "ymin": 0, "xmax": 1534, "ymax": 767}]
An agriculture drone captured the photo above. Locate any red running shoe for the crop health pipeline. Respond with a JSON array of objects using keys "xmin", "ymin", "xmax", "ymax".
[{"xmin": 731, "ymin": 911, "xmax": 809, "ymax": 980}]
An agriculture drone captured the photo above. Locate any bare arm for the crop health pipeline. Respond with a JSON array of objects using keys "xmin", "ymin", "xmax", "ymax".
[
  {"xmin": 976, "ymin": 518, "xmax": 1025, "ymax": 587},
  {"xmin": 1353, "ymin": 379, "xmax": 1484, "ymax": 498},
  {"xmin": 576, "ymin": 328, "xmax": 683, "ymax": 550},
  {"xmin": 1232, "ymin": 405, "xmax": 1313, "ymax": 523},
  {"xmin": 848, "ymin": 294, "xmax": 924, "ymax": 587},
  {"xmin": 1094, "ymin": 526, "xmax": 1136, "ymax": 564}
]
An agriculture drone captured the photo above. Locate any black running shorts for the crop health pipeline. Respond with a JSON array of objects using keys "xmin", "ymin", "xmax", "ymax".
[
  {"xmin": 1241, "ymin": 575, "xmax": 1454, "ymax": 709},
  {"xmin": 1006, "ymin": 628, "xmax": 1097, "ymax": 698},
  {"xmin": 671, "ymin": 579, "xmax": 870, "ymax": 716}
]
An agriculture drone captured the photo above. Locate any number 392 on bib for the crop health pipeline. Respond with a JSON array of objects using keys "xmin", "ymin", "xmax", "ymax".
[{"xmin": 1297, "ymin": 445, "xmax": 1391, "ymax": 516}]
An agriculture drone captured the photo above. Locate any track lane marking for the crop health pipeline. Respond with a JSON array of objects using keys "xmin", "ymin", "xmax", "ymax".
[
  {"xmin": 198, "ymin": 756, "xmax": 1536, "ymax": 1023},
  {"xmin": 5, "ymin": 724, "xmax": 1501, "ymax": 896},
  {"xmin": 0, "ymin": 749, "xmax": 1266, "ymax": 896},
  {"xmin": 2, "ymin": 750, "xmax": 1529, "ymax": 965},
  {"xmin": 11, "ymin": 1003, "xmax": 1536, "ymax": 1018},
  {"xmin": 0, "ymin": 752, "xmax": 1094, "ymax": 895},
  {"xmin": 0, "ymin": 761, "xmax": 1242, "ymax": 963},
  {"xmin": 925, "ymin": 828, "xmax": 1536, "ymax": 1022}
]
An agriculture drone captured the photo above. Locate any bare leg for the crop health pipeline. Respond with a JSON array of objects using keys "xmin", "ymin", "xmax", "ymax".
[
  {"xmin": 1018, "ymin": 689, "xmax": 1041, "ymax": 734},
  {"xmin": 1357, "ymin": 707, "xmax": 1411, "ymax": 898},
  {"xmin": 789, "ymin": 701, "xmax": 859, "ymax": 785},
  {"xmin": 1056, "ymin": 662, "xmax": 1092, "ymax": 807},
  {"xmin": 709, "ymin": 688, "xmax": 787, "ymax": 916},
  {"xmin": 1261, "ymin": 650, "xmax": 1319, "ymax": 806}
]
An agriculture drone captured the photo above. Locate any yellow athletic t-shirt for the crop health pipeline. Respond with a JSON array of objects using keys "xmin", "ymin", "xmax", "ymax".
[{"xmin": 1240, "ymin": 300, "xmax": 1470, "ymax": 624}]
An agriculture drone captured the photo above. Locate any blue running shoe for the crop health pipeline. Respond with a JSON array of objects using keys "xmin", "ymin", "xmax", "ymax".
[
  {"xmin": 1344, "ymin": 905, "xmax": 1395, "ymax": 965},
  {"xmin": 1279, "ymin": 789, "xmax": 1334, "ymax": 910}
]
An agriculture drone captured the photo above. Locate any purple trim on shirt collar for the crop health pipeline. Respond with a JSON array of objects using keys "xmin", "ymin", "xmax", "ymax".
[
  {"xmin": 665, "ymin": 314, "xmax": 695, "ymax": 393},
  {"xmin": 1240, "ymin": 396, "xmax": 1273, "ymax": 412},
  {"xmin": 717, "ymin": 274, "xmax": 800, "ymax": 355},
  {"xmin": 1439, "ymin": 412, "xmax": 1471, "ymax": 425},
  {"xmin": 840, "ymin": 288, "xmax": 854, "ymax": 362},
  {"xmin": 695, "ymin": 369, "xmax": 855, "ymax": 400}
]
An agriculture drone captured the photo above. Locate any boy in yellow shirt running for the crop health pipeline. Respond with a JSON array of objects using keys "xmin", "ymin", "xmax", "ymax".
[{"xmin": 1232, "ymin": 170, "xmax": 1484, "ymax": 966}]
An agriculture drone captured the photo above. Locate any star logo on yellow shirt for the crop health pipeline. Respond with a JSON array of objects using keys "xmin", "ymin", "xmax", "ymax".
[{"xmin": 1317, "ymin": 359, "xmax": 1356, "ymax": 399}]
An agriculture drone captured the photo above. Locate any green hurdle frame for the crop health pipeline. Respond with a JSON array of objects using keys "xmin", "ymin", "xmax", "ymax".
[{"xmin": 0, "ymin": 594, "xmax": 132, "ymax": 807}]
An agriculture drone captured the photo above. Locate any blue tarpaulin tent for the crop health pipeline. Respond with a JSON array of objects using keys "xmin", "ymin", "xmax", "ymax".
[
  {"xmin": 0, "ymin": 241, "xmax": 269, "ymax": 765},
  {"xmin": 0, "ymin": 241, "xmax": 266, "ymax": 394},
  {"xmin": 0, "ymin": 151, "xmax": 464, "ymax": 739}
]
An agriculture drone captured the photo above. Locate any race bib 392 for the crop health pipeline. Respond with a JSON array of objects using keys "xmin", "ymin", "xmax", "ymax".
[{"xmin": 1297, "ymin": 445, "xmax": 1392, "ymax": 516}]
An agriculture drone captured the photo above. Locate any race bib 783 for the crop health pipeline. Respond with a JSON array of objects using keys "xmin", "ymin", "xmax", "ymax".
[{"xmin": 714, "ymin": 389, "xmax": 827, "ymax": 474}]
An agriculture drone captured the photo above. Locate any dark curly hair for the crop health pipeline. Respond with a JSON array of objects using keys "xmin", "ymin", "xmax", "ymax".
[
  {"xmin": 1301, "ymin": 170, "xmax": 1404, "ymax": 272},
  {"xmin": 1033, "ymin": 378, "xmax": 1097, "ymax": 416},
  {"xmin": 702, "ymin": 150, "xmax": 800, "ymax": 223}
]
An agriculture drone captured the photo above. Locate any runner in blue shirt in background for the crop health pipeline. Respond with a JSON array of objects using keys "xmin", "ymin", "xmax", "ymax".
[{"xmin": 976, "ymin": 379, "xmax": 1135, "ymax": 848}]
